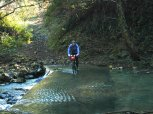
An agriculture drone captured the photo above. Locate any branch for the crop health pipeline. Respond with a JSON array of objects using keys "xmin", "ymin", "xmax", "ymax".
[
  {"xmin": 0, "ymin": 0, "xmax": 15, "ymax": 9},
  {"xmin": 0, "ymin": 4, "xmax": 35, "ymax": 20}
]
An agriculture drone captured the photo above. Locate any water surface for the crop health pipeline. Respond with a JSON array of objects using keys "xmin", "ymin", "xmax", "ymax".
[{"xmin": 11, "ymin": 65, "xmax": 153, "ymax": 114}]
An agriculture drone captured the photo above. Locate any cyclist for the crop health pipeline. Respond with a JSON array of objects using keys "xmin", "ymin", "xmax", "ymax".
[{"xmin": 68, "ymin": 40, "xmax": 80, "ymax": 70}]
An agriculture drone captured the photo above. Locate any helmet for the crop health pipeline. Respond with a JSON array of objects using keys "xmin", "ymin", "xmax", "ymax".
[{"xmin": 72, "ymin": 40, "xmax": 76, "ymax": 43}]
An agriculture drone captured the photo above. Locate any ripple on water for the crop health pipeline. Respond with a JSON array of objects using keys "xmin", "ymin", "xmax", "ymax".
[
  {"xmin": 62, "ymin": 68, "xmax": 73, "ymax": 74},
  {"xmin": 80, "ymin": 82, "xmax": 112, "ymax": 90},
  {"xmin": 17, "ymin": 88, "xmax": 76, "ymax": 105}
]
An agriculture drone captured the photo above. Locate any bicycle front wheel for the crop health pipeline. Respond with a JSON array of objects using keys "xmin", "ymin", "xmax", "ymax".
[{"xmin": 72, "ymin": 61, "xmax": 77, "ymax": 75}]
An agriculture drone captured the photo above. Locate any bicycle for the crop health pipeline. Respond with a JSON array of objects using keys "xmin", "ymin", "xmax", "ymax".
[{"xmin": 70, "ymin": 55, "xmax": 78, "ymax": 75}]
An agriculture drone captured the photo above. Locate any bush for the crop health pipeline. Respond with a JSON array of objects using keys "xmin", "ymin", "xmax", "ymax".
[{"xmin": 0, "ymin": 13, "xmax": 33, "ymax": 49}]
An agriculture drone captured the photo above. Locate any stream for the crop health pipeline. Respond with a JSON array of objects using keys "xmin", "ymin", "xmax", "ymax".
[
  {"xmin": 0, "ymin": 66, "xmax": 53, "ymax": 111},
  {"xmin": 1, "ymin": 65, "xmax": 153, "ymax": 114}
]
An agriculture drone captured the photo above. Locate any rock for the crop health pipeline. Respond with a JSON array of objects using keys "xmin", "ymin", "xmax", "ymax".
[
  {"xmin": 0, "ymin": 93, "xmax": 6, "ymax": 99},
  {"xmin": 0, "ymin": 68, "xmax": 4, "ymax": 73},
  {"xmin": 12, "ymin": 77, "xmax": 26, "ymax": 83},
  {"xmin": 0, "ymin": 92, "xmax": 17, "ymax": 105},
  {"xmin": 0, "ymin": 93, "xmax": 17, "ymax": 105},
  {"xmin": 18, "ymin": 70, "xmax": 27, "ymax": 78},
  {"xmin": 2, "ymin": 92, "xmax": 12, "ymax": 99},
  {"xmin": 14, "ymin": 88, "xmax": 26, "ymax": 91},
  {"xmin": 12, "ymin": 70, "xmax": 27, "ymax": 83},
  {"xmin": 25, "ymin": 74, "xmax": 35, "ymax": 79},
  {"xmin": 109, "ymin": 65, "xmax": 123, "ymax": 70},
  {"xmin": 2, "ymin": 91, "xmax": 9, "ymax": 94},
  {"xmin": 3, "ymin": 73, "xmax": 10, "ymax": 77},
  {"xmin": 11, "ymin": 71, "xmax": 18, "ymax": 79},
  {"xmin": 14, "ymin": 64, "xmax": 20, "ymax": 69},
  {"xmin": 0, "ymin": 73, "xmax": 12, "ymax": 84},
  {"xmin": 7, "ymin": 98, "xmax": 17, "ymax": 104},
  {"xmin": 28, "ymin": 62, "xmax": 46, "ymax": 78}
]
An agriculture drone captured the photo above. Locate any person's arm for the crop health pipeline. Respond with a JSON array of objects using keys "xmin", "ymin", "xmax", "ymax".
[
  {"xmin": 76, "ymin": 44, "xmax": 80, "ymax": 56},
  {"xmin": 68, "ymin": 44, "xmax": 72, "ymax": 56}
]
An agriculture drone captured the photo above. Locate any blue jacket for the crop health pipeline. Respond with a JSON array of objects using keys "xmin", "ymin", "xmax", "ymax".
[{"xmin": 68, "ymin": 43, "xmax": 80, "ymax": 56}]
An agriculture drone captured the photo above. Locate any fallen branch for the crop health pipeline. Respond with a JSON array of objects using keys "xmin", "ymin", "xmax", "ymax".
[{"xmin": 0, "ymin": 4, "xmax": 35, "ymax": 20}]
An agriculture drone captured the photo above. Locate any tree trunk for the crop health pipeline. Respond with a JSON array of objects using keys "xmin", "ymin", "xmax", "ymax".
[{"xmin": 116, "ymin": 0, "xmax": 140, "ymax": 61}]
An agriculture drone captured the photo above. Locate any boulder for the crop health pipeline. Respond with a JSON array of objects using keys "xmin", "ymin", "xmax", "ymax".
[
  {"xmin": 12, "ymin": 70, "xmax": 27, "ymax": 83},
  {"xmin": 0, "ymin": 73, "xmax": 11, "ymax": 84},
  {"xmin": 28, "ymin": 62, "xmax": 46, "ymax": 78},
  {"xmin": 25, "ymin": 74, "xmax": 35, "ymax": 79},
  {"xmin": 11, "ymin": 77, "xmax": 26, "ymax": 83},
  {"xmin": 18, "ymin": 70, "xmax": 27, "ymax": 78}
]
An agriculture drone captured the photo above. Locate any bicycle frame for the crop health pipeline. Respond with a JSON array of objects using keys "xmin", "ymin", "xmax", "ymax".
[{"xmin": 70, "ymin": 55, "xmax": 77, "ymax": 75}]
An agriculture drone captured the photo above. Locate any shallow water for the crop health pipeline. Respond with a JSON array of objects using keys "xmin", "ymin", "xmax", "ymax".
[
  {"xmin": 0, "ymin": 67, "xmax": 53, "ymax": 110},
  {"xmin": 8, "ymin": 65, "xmax": 153, "ymax": 113}
]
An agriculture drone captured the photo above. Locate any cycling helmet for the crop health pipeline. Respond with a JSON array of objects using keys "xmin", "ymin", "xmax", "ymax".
[{"xmin": 72, "ymin": 40, "xmax": 76, "ymax": 43}]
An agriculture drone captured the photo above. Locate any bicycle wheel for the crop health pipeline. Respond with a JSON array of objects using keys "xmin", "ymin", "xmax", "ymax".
[{"xmin": 72, "ymin": 61, "xmax": 77, "ymax": 75}]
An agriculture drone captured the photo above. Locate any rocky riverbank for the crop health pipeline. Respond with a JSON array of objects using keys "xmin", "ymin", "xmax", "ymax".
[
  {"xmin": 0, "ymin": 54, "xmax": 52, "ymax": 112},
  {"xmin": 0, "ymin": 54, "xmax": 47, "ymax": 110},
  {"xmin": 0, "ymin": 69, "xmax": 52, "ymax": 112},
  {"xmin": 0, "ymin": 54, "xmax": 48, "ymax": 85}
]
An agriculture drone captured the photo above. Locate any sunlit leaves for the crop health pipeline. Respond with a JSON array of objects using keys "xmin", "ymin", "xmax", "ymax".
[
  {"xmin": 1, "ymin": 32, "xmax": 15, "ymax": 47},
  {"xmin": 71, "ymin": 4, "xmax": 75, "ymax": 9},
  {"xmin": 0, "ymin": 10, "xmax": 33, "ymax": 48}
]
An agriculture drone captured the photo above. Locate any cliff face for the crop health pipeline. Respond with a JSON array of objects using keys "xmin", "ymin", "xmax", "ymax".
[{"xmin": 45, "ymin": 0, "xmax": 153, "ymax": 66}]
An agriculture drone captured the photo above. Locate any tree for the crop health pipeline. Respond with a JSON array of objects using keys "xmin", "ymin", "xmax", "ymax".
[
  {"xmin": 0, "ymin": 0, "xmax": 49, "ymax": 20},
  {"xmin": 116, "ymin": 0, "xmax": 140, "ymax": 61}
]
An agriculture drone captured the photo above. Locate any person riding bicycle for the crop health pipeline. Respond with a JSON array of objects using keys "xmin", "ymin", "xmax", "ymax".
[{"xmin": 68, "ymin": 40, "xmax": 80, "ymax": 70}]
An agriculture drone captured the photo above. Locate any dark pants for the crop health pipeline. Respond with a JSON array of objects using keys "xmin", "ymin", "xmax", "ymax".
[{"xmin": 75, "ymin": 56, "xmax": 79, "ymax": 69}]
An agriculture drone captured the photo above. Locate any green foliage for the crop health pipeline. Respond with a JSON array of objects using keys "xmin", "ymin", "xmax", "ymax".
[
  {"xmin": 17, "ymin": 5, "xmax": 38, "ymax": 20},
  {"xmin": 53, "ymin": 0, "xmax": 63, "ymax": 7},
  {"xmin": 0, "ymin": 14, "xmax": 33, "ymax": 54},
  {"xmin": 1, "ymin": 33, "xmax": 16, "ymax": 47}
]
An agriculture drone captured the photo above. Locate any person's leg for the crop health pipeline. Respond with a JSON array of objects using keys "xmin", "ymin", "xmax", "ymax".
[{"xmin": 75, "ymin": 56, "xmax": 79, "ymax": 69}]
